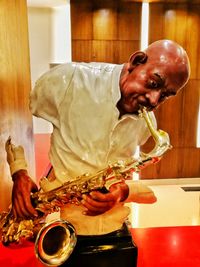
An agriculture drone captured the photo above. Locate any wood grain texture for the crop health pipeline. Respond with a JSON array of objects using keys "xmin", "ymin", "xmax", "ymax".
[
  {"xmin": 118, "ymin": 2, "xmax": 141, "ymax": 41},
  {"xmin": 70, "ymin": 0, "xmax": 93, "ymax": 40},
  {"xmin": 140, "ymin": 147, "xmax": 200, "ymax": 179},
  {"xmin": 71, "ymin": 0, "xmax": 200, "ymax": 179},
  {"xmin": 142, "ymin": 2, "xmax": 200, "ymax": 178},
  {"xmin": 71, "ymin": 0, "xmax": 141, "ymax": 63},
  {"xmin": 118, "ymin": 40, "xmax": 140, "ymax": 63},
  {"xmin": 72, "ymin": 40, "xmax": 93, "ymax": 62},
  {"xmin": 0, "ymin": 0, "xmax": 34, "ymax": 211},
  {"xmin": 93, "ymin": 8, "xmax": 118, "ymax": 40}
]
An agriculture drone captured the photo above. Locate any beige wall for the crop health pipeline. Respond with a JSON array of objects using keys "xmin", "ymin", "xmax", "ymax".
[
  {"xmin": 28, "ymin": 4, "xmax": 71, "ymax": 134},
  {"xmin": 28, "ymin": 7, "xmax": 53, "ymax": 134}
]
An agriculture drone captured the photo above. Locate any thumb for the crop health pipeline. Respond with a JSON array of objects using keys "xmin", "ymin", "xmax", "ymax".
[
  {"xmin": 5, "ymin": 137, "xmax": 15, "ymax": 164},
  {"xmin": 110, "ymin": 183, "xmax": 129, "ymax": 202}
]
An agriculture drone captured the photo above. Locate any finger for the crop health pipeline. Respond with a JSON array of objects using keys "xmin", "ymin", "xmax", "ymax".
[
  {"xmin": 12, "ymin": 193, "xmax": 24, "ymax": 218},
  {"xmin": 89, "ymin": 191, "xmax": 116, "ymax": 202},
  {"xmin": 82, "ymin": 197, "xmax": 114, "ymax": 212},
  {"xmin": 82, "ymin": 197, "xmax": 112, "ymax": 209},
  {"xmin": 83, "ymin": 205, "xmax": 109, "ymax": 215},
  {"xmin": 23, "ymin": 198, "xmax": 38, "ymax": 217},
  {"xmin": 14, "ymin": 194, "xmax": 34, "ymax": 218},
  {"xmin": 17, "ymin": 196, "xmax": 32, "ymax": 218},
  {"xmin": 13, "ymin": 145, "xmax": 24, "ymax": 159},
  {"xmin": 31, "ymin": 183, "xmax": 38, "ymax": 193},
  {"xmin": 12, "ymin": 199, "xmax": 26, "ymax": 218},
  {"xmin": 11, "ymin": 206, "xmax": 17, "ymax": 219},
  {"xmin": 84, "ymin": 210, "xmax": 106, "ymax": 216},
  {"xmin": 22, "ymin": 191, "xmax": 38, "ymax": 216}
]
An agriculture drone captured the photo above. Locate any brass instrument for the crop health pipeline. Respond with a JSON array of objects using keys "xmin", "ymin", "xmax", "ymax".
[
  {"xmin": 35, "ymin": 219, "xmax": 76, "ymax": 266},
  {"xmin": 0, "ymin": 107, "xmax": 172, "ymax": 266}
]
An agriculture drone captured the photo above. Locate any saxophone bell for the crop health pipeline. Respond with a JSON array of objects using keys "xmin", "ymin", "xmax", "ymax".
[
  {"xmin": 0, "ymin": 107, "xmax": 172, "ymax": 266},
  {"xmin": 35, "ymin": 219, "xmax": 77, "ymax": 266}
]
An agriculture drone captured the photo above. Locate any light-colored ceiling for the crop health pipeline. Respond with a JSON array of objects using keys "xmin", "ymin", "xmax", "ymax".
[
  {"xmin": 27, "ymin": 0, "xmax": 200, "ymax": 6},
  {"xmin": 123, "ymin": 0, "xmax": 200, "ymax": 3},
  {"xmin": 27, "ymin": 0, "xmax": 68, "ymax": 8}
]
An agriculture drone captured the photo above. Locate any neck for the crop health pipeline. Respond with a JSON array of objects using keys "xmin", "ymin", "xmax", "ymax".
[
  {"xmin": 119, "ymin": 63, "xmax": 128, "ymax": 89},
  {"xmin": 117, "ymin": 63, "xmax": 129, "ymax": 118},
  {"xmin": 116, "ymin": 100, "xmax": 126, "ymax": 119}
]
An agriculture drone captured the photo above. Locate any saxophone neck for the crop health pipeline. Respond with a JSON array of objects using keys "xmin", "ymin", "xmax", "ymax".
[
  {"xmin": 139, "ymin": 107, "xmax": 172, "ymax": 159},
  {"xmin": 139, "ymin": 107, "xmax": 159, "ymax": 141}
]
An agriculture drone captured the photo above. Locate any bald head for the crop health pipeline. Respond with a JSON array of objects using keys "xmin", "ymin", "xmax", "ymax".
[
  {"xmin": 144, "ymin": 39, "xmax": 190, "ymax": 90},
  {"xmin": 118, "ymin": 39, "xmax": 191, "ymax": 115}
]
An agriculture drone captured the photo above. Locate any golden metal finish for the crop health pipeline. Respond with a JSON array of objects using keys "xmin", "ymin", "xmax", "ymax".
[
  {"xmin": 0, "ymin": 107, "xmax": 172, "ymax": 266},
  {"xmin": 35, "ymin": 219, "xmax": 76, "ymax": 266}
]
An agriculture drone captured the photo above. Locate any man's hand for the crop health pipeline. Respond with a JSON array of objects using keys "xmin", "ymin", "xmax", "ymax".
[
  {"xmin": 5, "ymin": 137, "xmax": 38, "ymax": 219},
  {"xmin": 81, "ymin": 182, "xmax": 129, "ymax": 216},
  {"xmin": 12, "ymin": 170, "xmax": 38, "ymax": 219}
]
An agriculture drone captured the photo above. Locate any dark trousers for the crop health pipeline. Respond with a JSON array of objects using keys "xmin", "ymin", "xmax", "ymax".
[{"xmin": 61, "ymin": 222, "xmax": 138, "ymax": 267}]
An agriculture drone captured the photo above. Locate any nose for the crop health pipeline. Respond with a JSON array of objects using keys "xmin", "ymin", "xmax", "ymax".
[{"xmin": 145, "ymin": 90, "xmax": 161, "ymax": 107}]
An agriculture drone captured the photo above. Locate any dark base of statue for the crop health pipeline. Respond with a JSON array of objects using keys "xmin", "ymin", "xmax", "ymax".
[{"xmin": 61, "ymin": 222, "xmax": 137, "ymax": 267}]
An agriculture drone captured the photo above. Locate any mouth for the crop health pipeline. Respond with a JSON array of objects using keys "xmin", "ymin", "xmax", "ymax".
[
  {"xmin": 120, "ymin": 96, "xmax": 156, "ymax": 115},
  {"xmin": 145, "ymin": 106, "xmax": 155, "ymax": 112},
  {"xmin": 138, "ymin": 103, "xmax": 156, "ymax": 112}
]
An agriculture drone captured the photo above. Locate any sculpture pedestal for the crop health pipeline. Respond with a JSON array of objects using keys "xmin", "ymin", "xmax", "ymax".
[{"xmin": 61, "ymin": 223, "xmax": 137, "ymax": 267}]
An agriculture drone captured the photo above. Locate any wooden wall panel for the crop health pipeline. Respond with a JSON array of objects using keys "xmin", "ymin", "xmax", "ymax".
[
  {"xmin": 141, "ymin": 147, "xmax": 200, "ymax": 179},
  {"xmin": 141, "ymin": 2, "xmax": 200, "ymax": 179},
  {"xmin": 70, "ymin": 1, "xmax": 92, "ymax": 40},
  {"xmin": 118, "ymin": 40, "xmax": 140, "ymax": 63},
  {"xmin": 92, "ymin": 40, "xmax": 117, "ymax": 63},
  {"xmin": 185, "ymin": 5, "xmax": 200, "ymax": 79},
  {"xmin": 118, "ymin": 3, "xmax": 141, "ymax": 40},
  {"xmin": 72, "ymin": 40, "xmax": 93, "ymax": 62},
  {"xmin": 93, "ymin": 9, "xmax": 118, "ymax": 40},
  {"xmin": 71, "ymin": 1, "xmax": 141, "ymax": 63},
  {"xmin": 149, "ymin": 4, "xmax": 164, "ymax": 43},
  {"xmin": 71, "ymin": 1, "xmax": 200, "ymax": 179},
  {"xmin": 174, "ymin": 5, "xmax": 188, "ymax": 46},
  {"xmin": 0, "ymin": 0, "xmax": 34, "ymax": 211},
  {"xmin": 181, "ymin": 80, "xmax": 199, "ymax": 147}
]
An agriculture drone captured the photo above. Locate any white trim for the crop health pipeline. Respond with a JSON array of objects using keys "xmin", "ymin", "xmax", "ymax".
[
  {"xmin": 140, "ymin": 2, "xmax": 149, "ymax": 50},
  {"xmin": 141, "ymin": 177, "xmax": 200, "ymax": 186},
  {"xmin": 197, "ymin": 103, "xmax": 200, "ymax": 147}
]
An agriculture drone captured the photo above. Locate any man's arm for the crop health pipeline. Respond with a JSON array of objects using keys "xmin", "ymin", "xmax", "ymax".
[
  {"xmin": 124, "ymin": 180, "xmax": 157, "ymax": 203},
  {"xmin": 11, "ymin": 170, "xmax": 38, "ymax": 218},
  {"xmin": 81, "ymin": 180, "xmax": 156, "ymax": 216},
  {"xmin": 5, "ymin": 137, "xmax": 38, "ymax": 218}
]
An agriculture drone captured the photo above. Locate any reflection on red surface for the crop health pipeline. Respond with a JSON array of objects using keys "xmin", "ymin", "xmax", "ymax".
[
  {"xmin": 34, "ymin": 134, "xmax": 51, "ymax": 181},
  {"xmin": 0, "ymin": 241, "xmax": 45, "ymax": 267},
  {"xmin": 0, "ymin": 134, "xmax": 50, "ymax": 267},
  {"xmin": 33, "ymin": 135, "xmax": 200, "ymax": 266},
  {"xmin": 131, "ymin": 226, "xmax": 200, "ymax": 267},
  {"xmin": 1, "ymin": 226, "xmax": 200, "ymax": 267}
]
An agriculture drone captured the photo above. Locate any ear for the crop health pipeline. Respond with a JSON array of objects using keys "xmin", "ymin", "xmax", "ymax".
[{"xmin": 128, "ymin": 51, "xmax": 148, "ymax": 73}]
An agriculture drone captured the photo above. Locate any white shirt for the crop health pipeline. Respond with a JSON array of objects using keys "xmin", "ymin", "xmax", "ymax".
[{"xmin": 30, "ymin": 62, "xmax": 155, "ymax": 234}]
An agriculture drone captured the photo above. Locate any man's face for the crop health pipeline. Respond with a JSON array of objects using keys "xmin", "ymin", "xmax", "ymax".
[{"xmin": 118, "ymin": 59, "xmax": 185, "ymax": 115}]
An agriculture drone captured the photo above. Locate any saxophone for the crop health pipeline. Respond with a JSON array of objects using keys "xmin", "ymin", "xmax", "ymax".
[{"xmin": 0, "ymin": 107, "xmax": 172, "ymax": 266}]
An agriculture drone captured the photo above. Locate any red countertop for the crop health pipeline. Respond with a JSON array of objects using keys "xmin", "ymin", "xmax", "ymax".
[
  {"xmin": 0, "ymin": 241, "xmax": 44, "ymax": 267},
  {"xmin": 131, "ymin": 225, "xmax": 200, "ymax": 267},
  {"xmin": 0, "ymin": 226, "xmax": 200, "ymax": 267}
]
